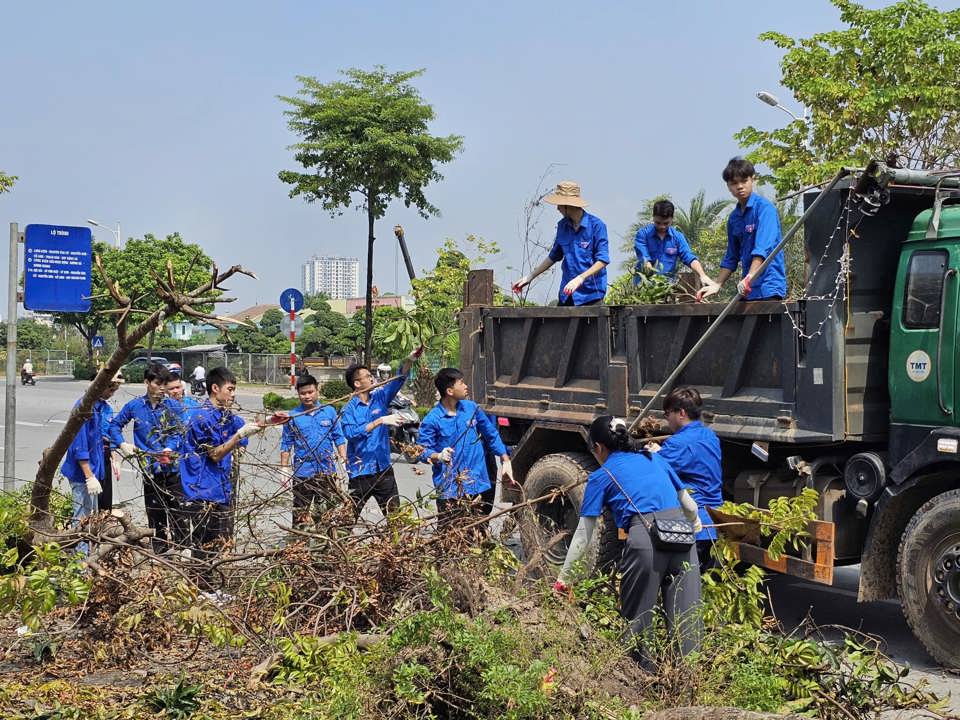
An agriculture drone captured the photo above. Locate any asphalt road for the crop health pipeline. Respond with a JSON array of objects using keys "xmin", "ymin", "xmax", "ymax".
[{"xmin": 1, "ymin": 377, "xmax": 957, "ymax": 713}]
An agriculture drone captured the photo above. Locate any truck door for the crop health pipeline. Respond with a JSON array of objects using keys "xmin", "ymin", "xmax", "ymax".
[{"xmin": 890, "ymin": 207, "xmax": 960, "ymax": 426}]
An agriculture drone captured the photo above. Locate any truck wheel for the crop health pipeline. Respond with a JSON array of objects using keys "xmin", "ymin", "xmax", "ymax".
[
  {"xmin": 897, "ymin": 488, "xmax": 960, "ymax": 666},
  {"xmin": 519, "ymin": 452, "xmax": 622, "ymax": 573}
]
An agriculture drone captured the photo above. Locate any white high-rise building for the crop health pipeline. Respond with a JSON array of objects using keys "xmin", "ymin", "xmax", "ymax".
[{"xmin": 301, "ymin": 255, "xmax": 360, "ymax": 299}]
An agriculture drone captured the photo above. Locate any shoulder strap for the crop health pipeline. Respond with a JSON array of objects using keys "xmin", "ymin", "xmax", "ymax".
[{"xmin": 598, "ymin": 463, "xmax": 652, "ymax": 531}]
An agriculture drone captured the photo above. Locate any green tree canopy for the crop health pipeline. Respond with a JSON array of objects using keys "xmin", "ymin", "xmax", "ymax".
[
  {"xmin": 0, "ymin": 319, "xmax": 53, "ymax": 350},
  {"xmin": 278, "ymin": 66, "xmax": 464, "ymax": 363},
  {"xmin": 54, "ymin": 233, "xmax": 214, "ymax": 360},
  {"xmin": 0, "ymin": 171, "xmax": 16, "ymax": 195},
  {"xmin": 737, "ymin": 0, "xmax": 960, "ymax": 194}
]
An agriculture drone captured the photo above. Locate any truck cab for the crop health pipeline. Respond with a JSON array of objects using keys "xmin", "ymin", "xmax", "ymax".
[{"xmin": 458, "ymin": 164, "xmax": 960, "ymax": 666}]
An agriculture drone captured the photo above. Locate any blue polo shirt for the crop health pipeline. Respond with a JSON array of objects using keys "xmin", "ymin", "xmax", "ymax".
[
  {"xmin": 657, "ymin": 420, "xmax": 722, "ymax": 540},
  {"xmin": 418, "ymin": 399, "xmax": 507, "ymax": 499},
  {"xmin": 341, "ymin": 373, "xmax": 407, "ymax": 478},
  {"xmin": 280, "ymin": 403, "xmax": 346, "ymax": 478},
  {"xmin": 179, "ymin": 401, "xmax": 247, "ymax": 504},
  {"xmin": 547, "ymin": 211, "xmax": 609, "ymax": 305},
  {"xmin": 634, "ymin": 224, "xmax": 697, "ymax": 281},
  {"xmin": 62, "ymin": 399, "xmax": 110, "ymax": 485},
  {"xmin": 720, "ymin": 193, "xmax": 786, "ymax": 300},
  {"xmin": 108, "ymin": 395, "xmax": 185, "ymax": 473},
  {"xmin": 580, "ymin": 450, "xmax": 680, "ymax": 530}
]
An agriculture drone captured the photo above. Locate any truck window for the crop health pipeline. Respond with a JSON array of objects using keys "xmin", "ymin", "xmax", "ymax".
[{"xmin": 903, "ymin": 250, "xmax": 948, "ymax": 328}]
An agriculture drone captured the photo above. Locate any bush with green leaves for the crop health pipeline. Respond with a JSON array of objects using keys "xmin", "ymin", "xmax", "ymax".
[
  {"xmin": 262, "ymin": 392, "xmax": 299, "ymax": 411},
  {"xmin": 71, "ymin": 360, "xmax": 96, "ymax": 381},
  {"xmin": 321, "ymin": 378, "xmax": 350, "ymax": 399}
]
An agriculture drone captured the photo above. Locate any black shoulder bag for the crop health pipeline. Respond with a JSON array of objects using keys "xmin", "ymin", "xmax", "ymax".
[{"xmin": 600, "ymin": 463, "xmax": 696, "ymax": 553}]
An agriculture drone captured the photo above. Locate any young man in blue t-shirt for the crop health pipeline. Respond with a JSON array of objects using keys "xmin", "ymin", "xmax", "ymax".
[
  {"xmin": 179, "ymin": 366, "xmax": 264, "ymax": 590},
  {"xmin": 634, "ymin": 199, "xmax": 718, "ymax": 294},
  {"xmin": 696, "ymin": 157, "xmax": 787, "ymax": 302},
  {"xmin": 512, "ymin": 181, "xmax": 609, "ymax": 306},
  {"xmin": 280, "ymin": 374, "xmax": 347, "ymax": 528}
]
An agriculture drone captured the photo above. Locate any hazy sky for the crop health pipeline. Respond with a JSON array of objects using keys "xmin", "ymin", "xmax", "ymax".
[{"xmin": 3, "ymin": 0, "xmax": 958, "ymax": 312}]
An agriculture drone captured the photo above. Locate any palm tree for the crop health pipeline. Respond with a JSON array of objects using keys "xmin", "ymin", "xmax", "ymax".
[{"xmin": 618, "ymin": 191, "xmax": 732, "ymax": 274}]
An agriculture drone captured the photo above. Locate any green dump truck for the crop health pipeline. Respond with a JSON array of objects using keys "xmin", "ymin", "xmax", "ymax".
[{"xmin": 459, "ymin": 162, "xmax": 960, "ymax": 666}]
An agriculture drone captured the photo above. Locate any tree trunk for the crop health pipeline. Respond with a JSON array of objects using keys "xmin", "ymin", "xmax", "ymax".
[{"xmin": 364, "ymin": 202, "xmax": 375, "ymax": 365}]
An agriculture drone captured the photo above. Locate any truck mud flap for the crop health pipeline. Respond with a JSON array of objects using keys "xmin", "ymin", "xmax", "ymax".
[{"xmin": 708, "ymin": 508, "xmax": 836, "ymax": 585}]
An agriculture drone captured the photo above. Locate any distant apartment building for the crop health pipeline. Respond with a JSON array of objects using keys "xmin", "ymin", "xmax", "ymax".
[{"xmin": 301, "ymin": 255, "xmax": 360, "ymax": 299}]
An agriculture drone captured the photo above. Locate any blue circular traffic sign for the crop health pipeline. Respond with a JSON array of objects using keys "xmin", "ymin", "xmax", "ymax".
[{"xmin": 279, "ymin": 288, "xmax": 304, "ymax": 312}]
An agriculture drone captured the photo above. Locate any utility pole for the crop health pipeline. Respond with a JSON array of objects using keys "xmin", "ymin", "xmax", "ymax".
[{"xmin": 5, "ymin": 223, "xmax": 20, "ymax": 491}]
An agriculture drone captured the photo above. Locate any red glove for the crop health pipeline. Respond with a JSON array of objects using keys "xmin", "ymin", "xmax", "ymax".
[
  {"xmin": 552, "ymin": 580, "xmax": 569, "ymax": 595},
  {"xmin": 737, "ymin": 274, "xmax": 753, "ymax": 296}
]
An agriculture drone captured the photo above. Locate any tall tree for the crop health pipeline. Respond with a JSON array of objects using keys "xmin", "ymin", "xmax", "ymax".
[
  {"xmin": 278, "ymin": 66, "xmax": 464, "ymax": 363},
  {"xmin": 736, "ymin": 0, "xmax": 960, "ymax": 195},
  {"xmin": 0, "ymin": 171, "xmax": 16, "ymax": 195},
  {"xmin": 54, "ymin": 233, "xmax": 213, "ymax": 361},
  {"xmin": 618, "ymin": 192, "xmax": 730, "ymax": 274}
]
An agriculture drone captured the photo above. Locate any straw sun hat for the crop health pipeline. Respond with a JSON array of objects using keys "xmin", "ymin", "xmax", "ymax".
[{"xmin": 544, "ymin": 180, "xmax": 589, "ymax": 208}]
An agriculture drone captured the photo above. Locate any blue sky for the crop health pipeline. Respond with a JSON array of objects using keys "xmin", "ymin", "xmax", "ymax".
[{"xmin": 3, "ymin": 0, "xmax": 958, "ymax": 311}]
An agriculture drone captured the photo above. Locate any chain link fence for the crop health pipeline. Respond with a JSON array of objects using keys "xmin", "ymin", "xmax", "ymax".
[{"xmin": 0, "ymin": 349, "xmax": 74, "ymax": 377}]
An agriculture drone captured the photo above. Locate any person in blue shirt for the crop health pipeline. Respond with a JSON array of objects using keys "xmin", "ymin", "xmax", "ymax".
[
  {"xmin": 697, "ymin": 157, "xmax": 786, "ymax": 302},
  {"xmin": 650, "ymin": 387, "xmax": 723, "ymax": 570},
  {"xmin": 634, "ymin": 199, "xmax": 719, "ymax": 294},
  {"xmin": 61, "ymin": 373, "xmax": 123, "ymax": 543},
  {"xmin": 512, "ymin": 181, "xmax": 609, "ymax": 306},
  {"xmin": 557, "ymin": 416, "xmax": 701, "ymax": 663},
  {"xmin": 109, "ymin": 364, "xmax": 186, "ymax": 553},
  {"xmin": 280, "ymin": 374, "xmax": 347, "ymax": 528},
  {"xmin": 98, "ymin": 383, "xmax": 117, "ymax": 512},
  {"xmin": 179, "ymin": 366, "xmax": 264, "ymax": 590},
  {"xmin": 341, "ymin": 346, "xmax": 423, "ymax": 520},
  {"xmin": 418, "ymin": 368, "xmax": 513, "ymax": 528},
  {"xmin": 165, "ymin": 374, "xmax": 202, "ymax": 421}
]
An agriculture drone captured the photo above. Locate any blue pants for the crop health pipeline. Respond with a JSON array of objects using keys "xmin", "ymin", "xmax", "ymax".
[{"xmin": 70, "ymin": 482, "xmax": 98, "ymax": 555}]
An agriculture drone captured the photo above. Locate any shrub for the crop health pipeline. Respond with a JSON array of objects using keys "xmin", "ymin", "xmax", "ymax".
[
  {"xmin": 263, "ymin": 392, "xmax": 299, "ymax": 411},
  {"xmin": 123, "ymin": 364, "xmax": 146, "ymax": 384},
  {"xmin": 321, "ymin": 379, "xmax": 350, "ymax": 399},
  {"xmin": 72, "ymin": 361, "xmax": 96, "ymax": 381}
]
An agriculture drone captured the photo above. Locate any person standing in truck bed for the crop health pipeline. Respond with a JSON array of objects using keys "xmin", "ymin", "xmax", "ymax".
[
  {"xmin": 634, "ymin": 199, "xmax": 719, "ymax": 296},
  {"xmin": 512, "ymin": 181, "xmax": 609, "ymax": 306},
  {"xmin": 696, "ymin": 157, "xmax": 786, "ymax": 302}
]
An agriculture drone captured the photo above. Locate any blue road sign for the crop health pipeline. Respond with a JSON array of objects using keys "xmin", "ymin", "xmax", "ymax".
[
  {"xmin": 24, "ymin": 225, "xmax": 93, "ymax": 313},
  {"xmin": 279, "ymin": 287, "xmax": 304, "ymax": 312},
  {"xmin": 91, "ymin": 335, "xmax": 105, "ymax": 349}
]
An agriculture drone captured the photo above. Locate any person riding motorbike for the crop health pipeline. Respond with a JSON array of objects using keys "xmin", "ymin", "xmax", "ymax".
[{"xmin": 21, "ymin": 358, "xmax": 35, "ymax": 386}]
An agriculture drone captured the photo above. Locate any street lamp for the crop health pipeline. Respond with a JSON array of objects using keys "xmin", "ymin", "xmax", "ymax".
[
  {"xmin": 755, "ymin": 91, "xmax": 805, "ymax": 122},
  {"xmin": 86, "ymin": 219, "xmax": 121, "ymax": 248}
]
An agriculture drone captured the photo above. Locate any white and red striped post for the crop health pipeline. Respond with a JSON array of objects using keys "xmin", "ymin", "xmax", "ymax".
[{"xmin": 288, "ymin": 300, "xmax": 296, "ymax": 388}]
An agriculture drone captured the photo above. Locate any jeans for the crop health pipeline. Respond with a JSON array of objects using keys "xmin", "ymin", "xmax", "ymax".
[{"xmin": 71, "ymin": 482, "xmax": 98, "ymax": 555}]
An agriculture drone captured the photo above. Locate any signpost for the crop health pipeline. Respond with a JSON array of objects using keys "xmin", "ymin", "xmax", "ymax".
[
  {"xmin": 91, "ymin": 335, "xmax": 105, "ymax": 349},
  {"xmin": 23, "ymin": 225, "xmax": 93, "ymax": 312},
  {"xmin": 279, "ymin": 288, "xmax": 305, "ymax": 388}
]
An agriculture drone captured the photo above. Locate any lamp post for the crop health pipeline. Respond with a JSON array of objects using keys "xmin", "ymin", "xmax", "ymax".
[
  {"xmin": 755, "ymin": 91, "xmax": 806, "ymax": 122},
  {"xmin": 86, "ymin": 219, "xmax": 121, "ymax": 248}
]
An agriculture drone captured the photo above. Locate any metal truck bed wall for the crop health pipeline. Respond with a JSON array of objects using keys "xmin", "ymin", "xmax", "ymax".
[{"xmin": 461, "ymin": 183, "xmax": 938, "ymax": 446}]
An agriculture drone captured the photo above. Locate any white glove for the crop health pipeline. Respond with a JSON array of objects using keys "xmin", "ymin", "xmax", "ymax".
[
  {"xmin": 736, "ymin": 274, "xmax": 753, "ymax": 297},
  {"xmin": 237, "ymin": 422, "xmax": 264, "ymax": 439},
  {"xmin": 678, "ymin": 488, "xmax": 702, "ymax": 534},
  {"xmin": 436, "ymin": 447, "xmax": 454, "ymax": 463},
  {"xmin": 280, "ymin": 465, "xmax": 294, "ymax": 488},
  {"xmin": 500, "ymin": 458, "xmax": 515, "ymax": 485},
  {"xmin": 645, "ymin": 441, "xmax": 662, "ymax": 453},
  {"xmin": 119, "ymin": 442, "xmax": 137, "ymax": 459},
  {"xmin": 379, "ymin": 413, "xmax": 404, "ymax": 428},
  {"xmin": 85, "ymin": 476, "xmax": 103, "ymax": 495}
]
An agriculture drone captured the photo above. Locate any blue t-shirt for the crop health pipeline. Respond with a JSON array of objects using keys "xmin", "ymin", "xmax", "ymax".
[
  {"xmin": 720, "ymin": 192, "xmax": 787, "ymax": 300},
  {"xmin": 280, "ymin": 403, "xmax": 346, "ymax": 477},
  {"xmin": 418, "ymin": 400, "xmax": 507, "ymax": 499},
  {"xmin": 108, "ymin": 395, "xmax": 185, "ymax": 473},
  {"xmin": 62, "ymin": 399, "xmax": 110, "ymax": 485},
  {"xmin": 547, "ymin": 211, "xmax": 609, "ymax": 305},
  {"xmin": 657, "ymin": 420, "xmax": 722, "ymax": 540},
  {"xmin": 178, "ymin": 401, "xmax": 247, "ymax": 504},
  {"xmin": 580, "ymin": 450, "xmax": 680, "ymax": 530},
  {"xmin": 634, "ymin": 224, "xmax": 697, "ymax": 280},
  {"xmin": 341, "ymin": 373, "xmax": 407, "ymax": 478}
]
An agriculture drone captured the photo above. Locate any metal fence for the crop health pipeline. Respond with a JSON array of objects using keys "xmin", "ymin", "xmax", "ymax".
[
  {"xmin": 0, "ymin": 349, "xmax": 74, "ymax": 377},
  {"xmin": 146, "ymin": 350, "xmax": 358, "ymax": 386}
]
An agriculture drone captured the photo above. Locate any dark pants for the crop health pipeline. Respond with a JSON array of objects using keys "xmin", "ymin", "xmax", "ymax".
[
  {"xmin": 560, "ymin": 297, "xmax": 601, "ymax": 307},
  {"xmin": 696, "ymin": 539, "xmax": 716, "ymax": 572},
  {"xmin": 436, "ymin": 486, "xmax": 496, "ymax": 532},
  {"xmin": 99, "ymin": 446, "xmax": 113, "ymax": 511},
  {"xmin": 293, "ymin": 473, "xmax": 339, "ymax": 527},
  {"xmin": 348, "ymin": 467, "xmax": 400, "ymax": 519},
  {"xmin": 183, "ymin": 501, "xmax": 233, "ymax": 591},
  {"xmin": 620, "ymin": 509, "xmax": 702, "ymax": 665},
  {"xmin": 143, "ymin": 469, "xmax": 185, "ymax": 553}
]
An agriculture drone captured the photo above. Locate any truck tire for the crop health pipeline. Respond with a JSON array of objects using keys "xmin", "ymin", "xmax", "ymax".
[
  {"xmin": 519, "ymin": 451, "xmax": 622, "ymax": 573},
  {"xmin": 896, "ymin": 488, "xmax": 960, "ymax": 667}
]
